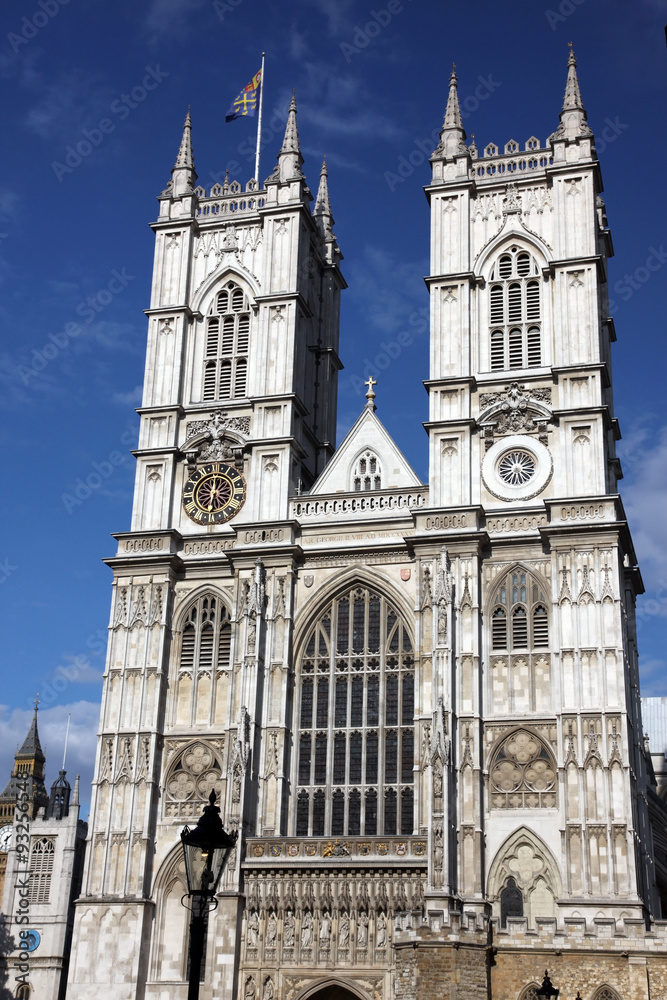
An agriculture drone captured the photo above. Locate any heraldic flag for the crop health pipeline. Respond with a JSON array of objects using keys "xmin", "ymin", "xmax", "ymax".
[{"xmin": 225, "ymin": 69, "xmax": 262, "ymax": 121}]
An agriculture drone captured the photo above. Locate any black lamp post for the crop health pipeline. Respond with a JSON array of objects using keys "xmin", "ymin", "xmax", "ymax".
[
  {"xmin": 535, "ymin": 970, "xmax": 560, "ymax": 999},
  {"xmin": 180, "ymin": 790, "xmax": 237, "ymax": 1000}
]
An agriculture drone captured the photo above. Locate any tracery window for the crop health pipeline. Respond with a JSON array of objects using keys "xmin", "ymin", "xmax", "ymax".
[
  {"xmin": 295, "ymin": 586, "xmax": 415, "ymax": 837},
  {"xmin": 164, "ymin": 742, "xmax": 223, "ymax": 819},
  {"xmin": 593, "ymin": 989, "xmax": 622, "ymax": 1000},
  {"xmin": 489, "ymin": 730, "xmax": 557, "ymax": 808},
  {"xmin": 491, "ymin": 569, "xmax": 549, "ymax": 652},
  {"xmin": 352, "ymin": 451, "xmax": 382, "ymax": 492},
  {"xmin": 489, "ymin": 246, "xmax": 541, "ymax": 371},
  {"xmin": 28, "ymin": 837, "xmax": 55, "ymax": 904},
  {"xmin": 202, "ymin": 281, "xmax": 251, "ymax": 401}
]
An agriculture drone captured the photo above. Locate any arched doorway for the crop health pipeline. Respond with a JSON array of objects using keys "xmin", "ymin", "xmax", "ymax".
[{"xmin": 303, "ymin": 985, "xmax": 365, "ymax": 1000}]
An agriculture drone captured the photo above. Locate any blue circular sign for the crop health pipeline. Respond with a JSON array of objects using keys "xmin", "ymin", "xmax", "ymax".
[{"xmin": 23, "ymin": 930, "xmax": 40, "ymax": 953}]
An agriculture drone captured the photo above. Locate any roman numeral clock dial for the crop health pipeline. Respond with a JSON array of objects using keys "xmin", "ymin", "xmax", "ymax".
[{"xmin": 182, "ymin": 462, "xmax": 247, "ymax": 525}]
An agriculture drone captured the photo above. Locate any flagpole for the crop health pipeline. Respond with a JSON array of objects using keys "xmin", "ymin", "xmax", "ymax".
[{"xmin": 254, "ymin": 52, "xmax": 265, "ymax": 187}]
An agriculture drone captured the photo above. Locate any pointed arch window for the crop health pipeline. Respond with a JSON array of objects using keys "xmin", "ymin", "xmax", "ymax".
[
  {"xmin": 490, "ymin": 569, "xmax": 549, "ymax": 652},
  {"xmin": 174, "ymin": 593, "xmax": 231, "ymax": 727},
  {"xmin": 352, "ymin": 451, "xmax": 382, "ymax": 492},
  {"xmin": 488, "ymin": 247, "xmax": 542, "ymax": 371},
  {"xmin": 499, "ymin": 876, "xmax": 524, "ymax": 927},
  {"xmin": 202, "ymin": 281, "xmax": 251, "ymax": 401},
  {"xmin": 28, "ymin": 837, "xmax": 55, "ymax": 904},
  {"xmin": 295, "ymin": 586, "xmax": 415, "ymax": 837}
]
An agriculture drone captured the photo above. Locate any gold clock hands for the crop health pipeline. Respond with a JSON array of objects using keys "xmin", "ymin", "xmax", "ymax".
[{"xmin": 207, "ymin": 477, "xmax": 220, "ymax": 511}]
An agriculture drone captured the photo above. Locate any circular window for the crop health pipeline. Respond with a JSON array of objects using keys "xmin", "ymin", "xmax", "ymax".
[
  {"xmin": 497, "ymin": 450, "xmax": 536, "ymax": 486},
  {"xmin": 481, "ymin": 435, "xmax": 552, "ymax": 502}
]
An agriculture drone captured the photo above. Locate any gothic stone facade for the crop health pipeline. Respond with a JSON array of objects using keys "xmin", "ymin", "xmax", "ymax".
[{"xmin": 65, "ymin": 55, "xmax": 667, "ymax": 1000}]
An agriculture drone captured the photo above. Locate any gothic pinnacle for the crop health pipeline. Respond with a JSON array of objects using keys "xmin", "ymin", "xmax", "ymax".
[
  {"xmin": 169, "ymin": 108, "xmax": 198, "ymax": 197},
  {"xmin": 553, "ymin": 44, "xmax": 592, "ymax": 142},
  {"xmin": 434, "ymin": 64, "xmax": 468, "ymax": 159},
  {"xmin": 280, "ymin": 91, "xmax": 301, "ymax": 155},
  {"xmin": 562, "ymin": 44, "xmax": 585, "ymax": 112},
  {"xmin": 276, "ymin": 90, "xmax": 304, "ymax": 182},
  {"xmin": 314, "ymin": 156, "xmax": 334, "ymax": 239}
]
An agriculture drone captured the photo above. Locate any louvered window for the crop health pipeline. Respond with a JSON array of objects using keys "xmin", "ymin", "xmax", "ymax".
[
  {"xmin": 28, "ymin": 837, "xmax": 55, "ymax": 904},
  {"xmin": 201, "ymin": 281, "xmax": 251, "ymax": 401},
  {"xmin": 295, "ymin": 587, "xmax": 415, "ymax": 837},
  {"xmin": 488, "ymin": 247, "xmax": 542, "ymax": 371},
  {"xmin": 490, "ymin": 570, "xmax": 550, "ymax": 652},
  {"xmin": 176, "ymin": 594, "xmax": 232, "ymax": 726}
]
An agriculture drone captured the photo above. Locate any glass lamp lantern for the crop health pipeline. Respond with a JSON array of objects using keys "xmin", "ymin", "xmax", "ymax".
[{"xmin": 180, "ymin": 790, "xmax": 237, "ymax": 899}]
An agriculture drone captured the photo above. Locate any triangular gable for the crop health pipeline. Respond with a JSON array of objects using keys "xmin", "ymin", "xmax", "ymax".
[{"xmin": 310, "ymin": 406, "xmax": 422, "ymax": 495}]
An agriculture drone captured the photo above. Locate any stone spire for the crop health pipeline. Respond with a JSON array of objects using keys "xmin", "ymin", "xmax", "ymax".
[
  {"xmin": 0, "ymin": 699, "xmax": 49, "ymax": 821},
  {"xmin": 313, "ymin": 156, "xmax": 334, "ymax": 239},
  {"xmin": 277, "ymin": 92, "xmax": 304, "ymax": 182},
  {"xmin": 434, "ymin": 66, "xmax": 468, "ymax": 159},
  {"xmin": 170, "ymin": 109, "xmax": 198, "ymax": 197},
  {"xmin": 72, "ymin": 774, "xmax": 80, "ymax": 807},
  {"xmin": 552, "ymin": 45, "xmax": 592, "ymax": 141}
]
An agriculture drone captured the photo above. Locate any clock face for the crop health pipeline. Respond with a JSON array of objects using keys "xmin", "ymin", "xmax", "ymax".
[
  {"xmin": 182, "ymin": 462, "xmax": 246, "ymax": 525},
  {"xmin": 0, "ymin": 825, "xmax": 12, "ymax": 851}
]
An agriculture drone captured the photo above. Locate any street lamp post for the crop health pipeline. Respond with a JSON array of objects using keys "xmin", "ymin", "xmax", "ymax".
[
  {"xmin": 180, "ymin": 790, "xmax": 237, "ymax": 1000},
  {"xmin": 535, "ymin": 971, "xmax": 560, "ymax": 999}
]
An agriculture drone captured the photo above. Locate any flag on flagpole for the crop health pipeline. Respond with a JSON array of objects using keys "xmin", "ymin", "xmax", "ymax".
[{"xmin": 225, "ymin": 69, "xmax": 262, "ymax": 122}]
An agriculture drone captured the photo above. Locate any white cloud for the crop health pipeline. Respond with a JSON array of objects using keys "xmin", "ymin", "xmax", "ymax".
[{"xmin": 112, "ymin": 385, "xmax": 143, "ymax": 407}]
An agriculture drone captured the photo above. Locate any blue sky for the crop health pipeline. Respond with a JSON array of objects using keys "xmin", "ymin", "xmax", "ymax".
[{"xmin": 0, "ymin": 0, "xmax": 665, "ymax": 817}]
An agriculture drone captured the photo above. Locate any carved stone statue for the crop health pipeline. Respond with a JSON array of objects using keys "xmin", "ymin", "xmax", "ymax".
[
  {"xmin": 245, "ymin": 977, "xmax": 256, "ymax": 1000},
  {"xmin": 246, "ymin": 910, "xmax": 259, "ymax": 947},
  {"xmin": 319, "ymin": 910, "xmax": 332, "ymax": 946},
  {"xmin": 357, "ymin": 910, "xmax": 369, "ymax": 947},
  {"xmin": 339, "ymin": 911, "xmax": 349, "ymax": 947},
  {"xmin": 262, "ymin": 977, "xmax": 274, "ymax": 1000},
  {"xmin": 284, "ymin": 909, "xmax": 295, "ymax": 947},
  {"xmin": 266, "ymin": 910, "xmax": 277, "ymax": 946},
  {"xmin": 376, "ymin": 910, "xmax": 387, "ymax": 948},
  {"xmin": 301, "ymin": 910, "xmax": 313, "ymax": 948}
]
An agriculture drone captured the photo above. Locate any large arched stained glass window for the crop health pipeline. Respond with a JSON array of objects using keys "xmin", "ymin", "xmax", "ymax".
[{"xmin": 295, "ymin": 586, "xmax": 415, "ymax": 837}]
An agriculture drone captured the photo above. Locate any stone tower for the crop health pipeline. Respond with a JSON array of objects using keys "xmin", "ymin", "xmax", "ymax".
[{"xmin": 66, "ymin": 54, "xmax": 667, "ymax": 1000}]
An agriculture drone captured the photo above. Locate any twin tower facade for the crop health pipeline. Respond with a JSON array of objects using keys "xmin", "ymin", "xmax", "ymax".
[{"xmin": 61, "ymin": 53, "xmax": 667, "ymax": 1000}]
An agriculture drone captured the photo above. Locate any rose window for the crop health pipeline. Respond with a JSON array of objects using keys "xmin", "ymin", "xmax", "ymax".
[{"xmin": 497, "ymin": 450, "xmax": 536, "ymax": 486}]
